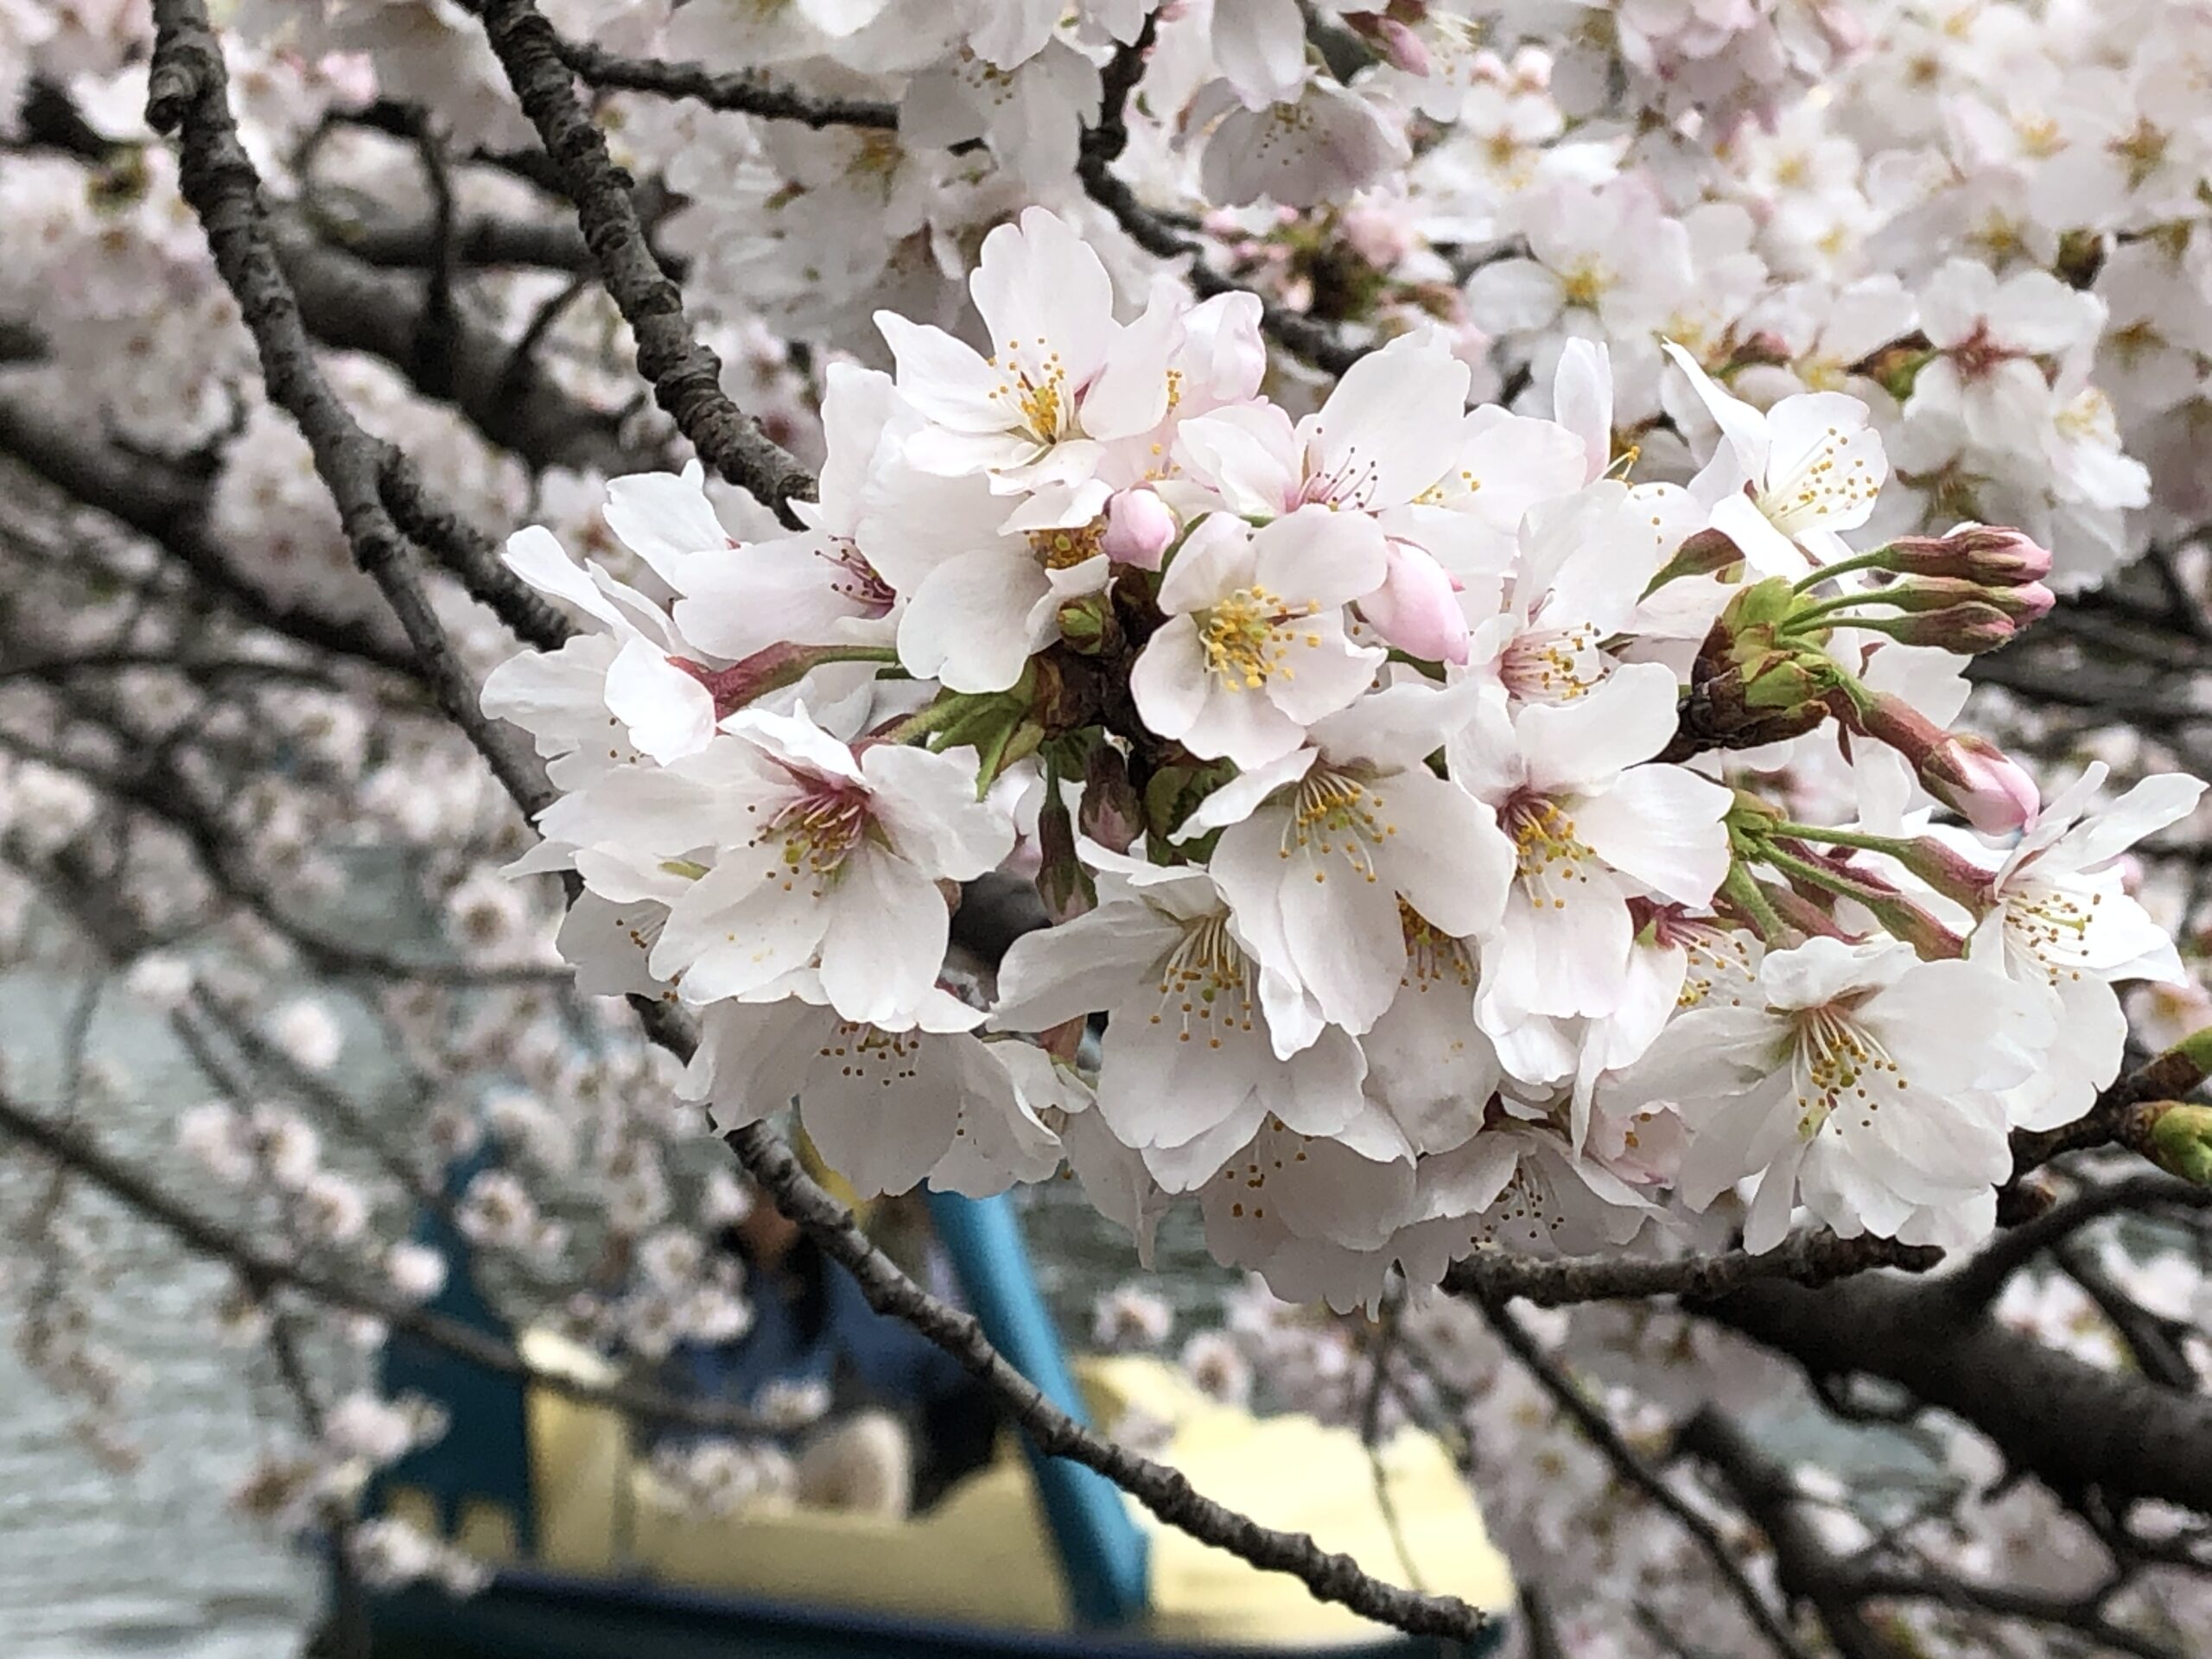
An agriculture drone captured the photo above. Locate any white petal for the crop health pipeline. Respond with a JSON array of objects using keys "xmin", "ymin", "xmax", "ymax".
[
  {"xmin": 604, "ymin": 469, "xmax": 733, "ymax": 588},
  {"xmin": 896, "ymin": 549, "xmax": 1050, "ymax": 693},
  {"xmin": 817, "ymin": 850, "xmax": 950, "ymax": 1027},
  {"xmin": 604, "ymin": 637, "xmax": 715, "ymax": 766},
  {"xmin": 1572, "ymin": 765, "xmax": 1732, "ymax": 906},
  {"xmin": 862, "ymin": 741, "xmax": 1017, "ymax": 880},
  {"xmin": 1516, "ymin": 661, "xmax": 1682, "ymax": 793}
]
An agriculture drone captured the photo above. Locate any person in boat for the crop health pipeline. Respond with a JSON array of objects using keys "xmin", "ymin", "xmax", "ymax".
[{"xmin": 655, "ymin": 1187, "xmax": 999, "ymax": 1518}]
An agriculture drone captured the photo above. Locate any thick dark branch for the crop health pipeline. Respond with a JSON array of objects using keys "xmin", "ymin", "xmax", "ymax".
[
  {"xmin": 1701, "ymin": 1268, "xmax": 2212, "ymax": 1516},
  {"xmin": 1442, "ymin": 1228, "xmax": 1939, "ymax": 1307},
  {"xmin": 144, "ymin": 0, "xmax": 553, "ymax": 820},
  {"xmin": 332, "ymin": 206, "xmax": 595, "ymax": 273},
  {"xmin": 474, "ymin": 0, "xmax": 816, "ymax": 520},
  {"xmin": 550, "ymin": 31, "xmax": 900, "ymax": 130},
  {"xmin": 1478, "ymin": 1295, "xmax": 1817, "ymax": 1659},
  {"xmin": 271, "ymin": 212, "xmax": 634, "ymax": 478}
]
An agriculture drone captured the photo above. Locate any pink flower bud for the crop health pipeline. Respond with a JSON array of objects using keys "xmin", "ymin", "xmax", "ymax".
[
  {"xmin": 1875, "ymin": 578, "xmax": 2052, "ymax": 625},
  {"xmin": 1360, "ymin": 541, "xmax": 1470, "ymax": 665},
  {"xmin": 1341, "ymin": 203, "xmax": 1414, "ymax": 269},
  {"xmin": 1882, "ymin": 526, "xmax": 2053, "ymax": 586},
  {"xmin": 1102, "ymin": 488, "xmax": 1178, "ymax": 570},
  {"xmin": 1851, "ymin": 693, "xmax": 2038, "ymax": 835},
  {"xmin": 1875, "ymin": 602, "xmax": 2018, "ymax": 653},
  {"xmin": 1924, "ymin": 735, "xmax": 2040, "ymax": 836},
  {"xmin": 1370, "ymin": 17, "xmax": 1432, "ymax": 75}
]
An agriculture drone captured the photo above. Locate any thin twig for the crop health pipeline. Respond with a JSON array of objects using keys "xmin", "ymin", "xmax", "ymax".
[
  {"xmin": 550, "ymin": 31, "xmax": 900, "ymax": 131},
  {"xmin": 0, "ymin": 1083, "xmax": 779, "ymax": 1435},
  {"xmin": 1950, "ymin": 1173, "xmax": 2210, "ymax": 1311},
  {"xmin": 1480, "ymin": 1297, "xmax": 1819, "ymax": 1659}
]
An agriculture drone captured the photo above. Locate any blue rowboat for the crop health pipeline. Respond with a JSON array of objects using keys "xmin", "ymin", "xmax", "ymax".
[{"xmin": 344, "ymin": 1187, "xmax": 1512, "ymax": 1657}]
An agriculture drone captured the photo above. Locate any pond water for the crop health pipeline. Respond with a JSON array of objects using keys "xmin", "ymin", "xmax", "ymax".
[{"xmin": 0, "ymin": 972, "xmax": 323, "ymax": 1659}]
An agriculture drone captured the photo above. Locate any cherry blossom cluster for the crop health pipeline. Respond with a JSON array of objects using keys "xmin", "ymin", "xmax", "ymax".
[
  {"xmin": 488, "ymin": 206, "xmax": 2204, "ymax": 1308},
  {"xmin": 6, "ymin": 0, "xmax": 2212, "ymax": 1636}
]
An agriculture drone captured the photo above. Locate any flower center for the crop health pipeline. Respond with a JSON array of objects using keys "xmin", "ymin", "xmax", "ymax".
[
  {"xmin": 1400, "ymin": 899, "xmax": 1474, "ymax": 991},
  {"xmin": 1948, "ymin": 321, "xmax": 2024, "ymax": 384},
  {"xmin": 1767, "ymin": 424, "xmax": 1878, "ymax": 531},
  {"xmin": 1281, "ymin": 766, "xmax": 1395, "ymax": 882},
  {"xmin": 816, "ymin": 1021, "xmax": 923, "ymax": 1084},
  {"xmin": 2002, "ymin": 878, "xmax": 2100, "ymax": 984},
  {"xmin": 1472, "ymin": 1160, "xmax": 1564, "ymax": 1249},
  {"xmin": 1499, "ymin": 616, "xmax": 1605, "ymax": 703},
  {"xmin": 1502, "ymin": 793, "xmax": 1595, "ymax": 907},
  {"xmin": 757, "ymin": 773, "xmax": 873, "ymax": 887},
  {"xmin": 1559, "ymin": 257, "xmax": 1611, "ymax": 308},
  {"xmin": 1027, "ymin": 520, "xmax": 1107, "ymax": 570},
  {"xmin": 987, "ymin": 338, "xmax": 1074, "ymax": 447},
  {"xmin": 1295, "ymin": 437, "xmax": 1386, "ymax": 510},
  {"xmin": 1149, "ymin": 914, "xmax": 1258, "ymax": 1050},
  {"xmin": 1199, "ymin": 586, "xmax": 1320, "ymax": 691},
  {"xmin": 817, "ymin": 537, "xmax": 895, "ymax": 614},
  {"xmin": 1789, "ymin": 1003, "xmax": 1906, "ymax": 1138}
]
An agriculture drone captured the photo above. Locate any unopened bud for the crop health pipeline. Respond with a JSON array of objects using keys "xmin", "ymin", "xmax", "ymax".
[
  {"xmin": 1731, "ymin": 332, "xmax": 1794, "ymax": 368},
  {"xmin": 1033, "ymin": 787, "xmax": 1093, "ymax": 924},
  {"xmin": 1056, "ymin": 592, "xmax": 1117, "ymax": 656},
  {"xmin": 1880, "ymin": 526, "xmax": 2053, "ymax": 586},
  {"xmin": 1872, "ymin": 577, "xmax": 2055, "ymax": 626},
  {"xmin": 1361, "ymin": 541, "xmax": 1470, "ymax": 665},
  {"xmin": 1650, "ymin": 527, "xmax": 1744, "ymax": 589},
  {"xmin": 1924, "ymin": 734, "xmax": 2039, "ymax": 835},
  {"xmin": 1872, "ymin": 601, "xmax": 2018, "ymax": 653},
  {"xmin": 1372, "ymin": 16, "xmax": 1432, "ymax": 74},
  {"xmin": 1079, "ymin": 744, "xmax": 1143, "ymax": 855},
  {"xmin": 1340, "ymin": 203, "xmax": 1414, "ymax": 268},
  {"xmin": 1102, "ymin": 487, "xmax": 1177, "ymax": 570},
  {"xmin": 1851, "ymin": 693, "xmax": 2039, "ymax": 835},
  {"xmin": 2148, "ymin": 1103, "xmax": 2212, "ymax": 1185}
]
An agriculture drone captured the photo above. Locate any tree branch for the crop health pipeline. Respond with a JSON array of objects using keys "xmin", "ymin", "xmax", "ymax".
[
  {"xmin": 1075, "ymin": 20, "xmax": 1368, "ymax": 380},
  {"xmin": 1441, "ymin": 1228, "xmax": 1940, "ymax": 1307},
  {"xmin": 549, "ymin": 31, "xmax": 900, "ymax": 131},
  {"xmin": 1478, "ymin": 1294, "xmax": 1818, "ymax": 1659},
  {"xmin": 1699, "ymin": 1268, "xmax": 2212, "ymax": 1516},
  {"xmin": 0, "ymin": 391, "xmax": 423, "ymax": 678},
  {"xmin": 1951, "ymin": 1173, "xmax": 2211, "ymax": 1312},
  {"xmin": 143, "ymin": 0, "xmax": 555, "ymax": 820},
  {"xmin": 715, "ymin": 1110, "xmax": 1494, "ymax": 1642},
  {"xmin": 0, "ymin": 1083, "xmax": 775, "ymax": 1437},
  {"xmin": 1675, "ymin": 1409, "xmax": 1910, "ymax": 1659},
  {"xmin": 474, "ymin": 0, "xmax": 817, "ymax": 521}
]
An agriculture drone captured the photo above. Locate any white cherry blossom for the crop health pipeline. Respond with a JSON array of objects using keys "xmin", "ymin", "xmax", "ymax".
[
  {"xmin": 1623, "ymin": 938, "xmax": 2049, "ymax": 1252},
  {"xmin": 1188, "ymin": 677, "xmax": 1514, "ymax": 1039},
  {"xmin": 1128, "ymin": 507, "xmax": 1388, "ymax": 768}
]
